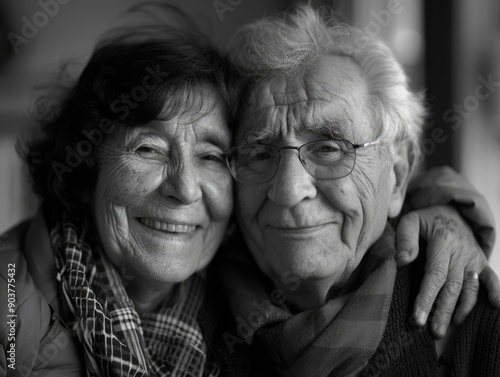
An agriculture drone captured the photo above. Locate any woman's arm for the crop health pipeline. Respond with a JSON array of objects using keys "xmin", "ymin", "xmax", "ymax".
[{"xmin": 396, "ymin": 166, "xmax": 500, "ymax": 337}]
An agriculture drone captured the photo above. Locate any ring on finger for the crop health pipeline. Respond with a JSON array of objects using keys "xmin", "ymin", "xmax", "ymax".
[{"xmin": 465, "ymin": 271, "xmax": 479, "ymax": 281}]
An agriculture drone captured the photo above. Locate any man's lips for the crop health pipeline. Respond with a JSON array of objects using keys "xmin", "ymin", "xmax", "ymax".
[
  {"xmin": 138, "ymin": 217, "xmax": 197, "ymax": 233},
  {"xmin": 267, "ymin": 223, "xmax": 334, "ymax": 236}
]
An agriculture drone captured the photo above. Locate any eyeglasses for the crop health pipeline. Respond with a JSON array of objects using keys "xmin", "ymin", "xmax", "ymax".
[{"xmin": 224, "ymin": 139, "xmax": 381, "ymax": 183}]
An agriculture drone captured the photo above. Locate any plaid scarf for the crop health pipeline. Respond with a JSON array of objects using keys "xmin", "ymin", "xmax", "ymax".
[
  {"xmin": 221, "ymin": 224, "xmax": 398, "ymax": 377},
  {"xmin": 49, "ymin": 211, "xmax": 219, "ymax": 377}
]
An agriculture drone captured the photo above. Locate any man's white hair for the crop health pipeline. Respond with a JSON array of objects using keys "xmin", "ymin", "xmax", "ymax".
[{"xmin": 229, "ymin": 2, "xmax": 426, "ymax": 170}]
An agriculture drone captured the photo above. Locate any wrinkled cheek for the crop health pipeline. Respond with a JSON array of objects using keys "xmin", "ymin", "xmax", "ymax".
[
  {"xmin": 321, "ymin": 180, "xmax": 363, "ymax": 249},
  {"xmin": 348, "ymin": 177, "xmax": 381, "ymax": 251},
  {"xmin": 219, "ymin": 178, "xmax": 234, "ymax": 218},
  {"xmin": 102, "ymin": 166, "xmax": 158, "ymax": 207},
  {"xmin": 203, "ymin": 172, "xmax": 234, "ymax": 221}
]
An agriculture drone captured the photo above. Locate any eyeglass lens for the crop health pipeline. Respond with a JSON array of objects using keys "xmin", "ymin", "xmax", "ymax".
[{"xmin": 226, "ymin": 140, "xmax": 356, "ymax": 183}]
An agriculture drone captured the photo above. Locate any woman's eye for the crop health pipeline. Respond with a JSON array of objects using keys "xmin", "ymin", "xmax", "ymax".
[
  {"xmin": 135, "ymin": 145, "xmax": 161, "ymax": 157},
  {"xmin": 201, "ymin": 153, "xmax": 224, "ymax": 163}
]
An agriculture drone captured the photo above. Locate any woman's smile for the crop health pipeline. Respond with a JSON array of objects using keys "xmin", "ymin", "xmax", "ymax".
[{"xmin": 137, "ymin": 217, "xmax": 198, "ymax": 234}]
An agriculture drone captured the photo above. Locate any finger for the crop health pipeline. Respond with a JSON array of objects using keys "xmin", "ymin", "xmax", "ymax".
[
  {"xmin": 412, "ymin": 243, "xmax": 450, "ymax": 327},
  {"xmin": 429, "ymin": 270, "xmax": 463, "ymax": 337},
  {"xmin": 453, "ymin": 271, "xmax": 480, "ymax": 326},
  {"xmin": 480, "ymin": 265, "xmax": 500, "ymax": 308},
  {"xmin": 396, "ymin": 212, "xmax": 420, "ymax": 267}
]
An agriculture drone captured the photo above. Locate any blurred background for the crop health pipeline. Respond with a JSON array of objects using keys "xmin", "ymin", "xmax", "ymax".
[{"xmin": 0, "ymin": 0, "xmax": 499, "ymax": 273}]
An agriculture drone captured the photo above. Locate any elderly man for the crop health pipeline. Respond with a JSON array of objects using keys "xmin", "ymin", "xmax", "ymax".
[{"xmin": 217, "ymin": 3, "xmax": 500, "ymax": 376}]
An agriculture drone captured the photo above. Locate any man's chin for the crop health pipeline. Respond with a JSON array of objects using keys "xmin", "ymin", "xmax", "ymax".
[{"xmin": 268, "ymin": 261, "xmax": 347, "ymax": 284}]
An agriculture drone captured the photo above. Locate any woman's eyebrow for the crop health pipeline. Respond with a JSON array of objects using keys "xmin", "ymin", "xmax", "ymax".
[{"xmin": 199, "ymin": 127, "xmax": 232, "ymax": 148}]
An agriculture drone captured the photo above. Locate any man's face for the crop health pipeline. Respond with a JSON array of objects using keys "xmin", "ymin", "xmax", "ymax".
[{"xmin": 235, "ymin": 55, "xmax": 402, "ymax": 290}]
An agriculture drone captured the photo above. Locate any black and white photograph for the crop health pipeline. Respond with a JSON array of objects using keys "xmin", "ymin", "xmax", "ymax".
[{"xmin": 1, "ymin": 0, "xmax": 499, "ymax": 376}]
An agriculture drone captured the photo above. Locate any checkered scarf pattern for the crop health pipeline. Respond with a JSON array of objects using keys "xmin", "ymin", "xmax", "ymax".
[{"xmin": 49, "ymin": 212, "xmax": 218, "ymax": 377}]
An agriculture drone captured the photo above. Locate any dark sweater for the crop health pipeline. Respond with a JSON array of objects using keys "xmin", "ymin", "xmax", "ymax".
[
  {"xmin": 358, "ymin": 263, "xmax": 500, "ymax": 377},
  {"xmin": 215, "ymin": 263, "xmax": 500, "ymax": 377},
  {"xmin": 358, "ymin": 264, "xmax": 441, "ymax": 377}
]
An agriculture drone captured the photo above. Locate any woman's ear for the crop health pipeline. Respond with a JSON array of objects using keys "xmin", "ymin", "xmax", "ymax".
[{"xmin": 388, "ymin": 143, "xmax": 412, "ymax": 218}]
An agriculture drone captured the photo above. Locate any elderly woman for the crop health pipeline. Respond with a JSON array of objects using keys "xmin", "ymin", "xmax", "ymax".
[
  {"xmin": 0, "ymin": 5, "xmax": 497, "ymax": 377},
  {"xmin": 218, "ymin": 3, "xmax": 500, "ymax": 376},
  {"xmin": 0, "ymin": 15, "xmax": 238, "ymax": 376}
]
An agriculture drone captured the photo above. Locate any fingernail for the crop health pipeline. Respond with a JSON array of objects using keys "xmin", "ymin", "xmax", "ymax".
[
  {"xmin": 416, "ymin": 310, "xmax": 428, "ymax": 325},
  {"xmin": 397, "ymin": 251, "xmax": 410, "ymax": 262},
  {"xmin": 437, "ymin": 324, "xmax": 447, "ymax": 337}
]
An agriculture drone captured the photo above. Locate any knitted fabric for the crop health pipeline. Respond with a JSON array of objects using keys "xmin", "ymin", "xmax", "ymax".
[{"xmin": 359, "ymin": 263, "xmax": 500, "ymax": 377}]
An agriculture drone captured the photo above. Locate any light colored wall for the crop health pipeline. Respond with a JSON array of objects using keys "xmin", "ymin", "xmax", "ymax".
[{"xmin": 456, "ymin": 0, "xmax": 500, "ymax": 274}]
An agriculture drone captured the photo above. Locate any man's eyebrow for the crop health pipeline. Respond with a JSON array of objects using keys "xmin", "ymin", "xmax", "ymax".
[
  {"xmin": 305, "ymin": 121, "xmax": 348, "ymax": 139},
  {"xmin": 240, "ymin": 128, "xmax": 275, "ymax": 144},
  {"xmin": 239, "ymin": 121, "xmax": 349, "ymax": 144}
]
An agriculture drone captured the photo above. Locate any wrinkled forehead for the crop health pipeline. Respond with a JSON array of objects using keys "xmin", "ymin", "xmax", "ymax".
[
  {"xmin": 160, "ymin": 83, "xmax": 224, "ymax": 122},
  {"xmin": 111, "ymin": 84, "xmax": 231, "ymax": 147},
  {"xmin": 236, "ymin": 55, "xmax": 370, "ymax": 144},
  {"xmin": 161, "ymin": 84, "xmax": 232, "ymax": 139}
]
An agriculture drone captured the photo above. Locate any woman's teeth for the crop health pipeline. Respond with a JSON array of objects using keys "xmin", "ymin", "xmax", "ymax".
[{"xmin": 139, "ymin": 218, "xmax": 196, "ymax": 233}]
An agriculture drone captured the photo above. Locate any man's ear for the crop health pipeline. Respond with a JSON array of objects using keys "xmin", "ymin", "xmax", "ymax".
[{"xmin": 388, "ymin": 143, "xmax": 412, "ymax": 218}]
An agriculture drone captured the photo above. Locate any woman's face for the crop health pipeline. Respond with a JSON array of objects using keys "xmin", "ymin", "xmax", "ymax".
[{"xmin": 93, "ymin": 90, "xmax": 233, "ymax": 283}]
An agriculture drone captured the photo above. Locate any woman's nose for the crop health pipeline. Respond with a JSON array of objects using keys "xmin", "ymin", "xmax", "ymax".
[
  {"xmin": 159, "ymin": 159, "xmax": 202, "ymax": 204},
  {"xmin": 267, "ymin": 150, "xmax": 317, "ymax": 207}
]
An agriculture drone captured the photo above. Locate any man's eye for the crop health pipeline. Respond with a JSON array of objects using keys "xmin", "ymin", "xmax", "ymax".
[
  {"xmin": 317, "ymin": 146, "xmax": 340, "ymax": 153},
  {"xmin": 247, "ymin": 150, "xmax": 272, "ymax": 161},
  {"xmin": 309, "ymin": 143, "xmax": 344, "ymax": 162}
]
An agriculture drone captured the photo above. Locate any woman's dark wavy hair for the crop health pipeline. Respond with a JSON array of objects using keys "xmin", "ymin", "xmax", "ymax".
[{"xmin": 19, "ymin": 5, "xmax": 240, "ymax": 223}]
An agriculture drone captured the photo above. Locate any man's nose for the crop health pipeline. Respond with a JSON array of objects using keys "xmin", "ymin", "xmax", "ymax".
[{"xmin": 267, "ymin": 149, "xmax": 317, "ymax": 207}]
